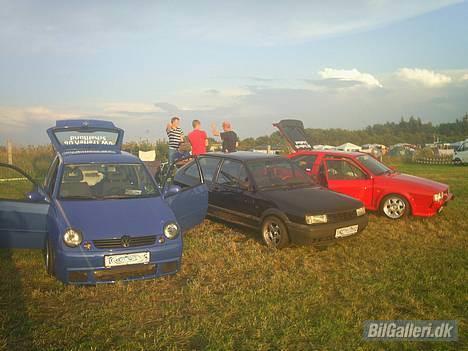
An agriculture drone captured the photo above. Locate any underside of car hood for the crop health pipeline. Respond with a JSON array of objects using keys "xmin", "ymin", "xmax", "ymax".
[{"xmin": 273, "ymin": 119, "xmax": 312, "ymax": 152}]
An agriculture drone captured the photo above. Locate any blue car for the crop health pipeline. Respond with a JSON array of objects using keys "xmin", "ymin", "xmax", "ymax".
[{"xmin": 0, "ymin": 119, "xmax": 208, "ymax": 284}]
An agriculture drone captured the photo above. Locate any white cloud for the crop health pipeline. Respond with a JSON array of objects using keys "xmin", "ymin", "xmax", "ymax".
[
  {"xmin": 318, "ymin": 68, "xmax": 383, "ymax": 88},
  {"xmin": 0, "ymin": 105, "xmax": 79, "ymax": 128},
  {"xmin": 461, "ymin": 73, "xmax": 468, "ymax": 81},
  {"xmin": 103, "ymin": 102, "xmax": 163, "ymax": 114},
  {"xmin": 397, "ymin": 68, "xmax": 452, "ymax": 87}
]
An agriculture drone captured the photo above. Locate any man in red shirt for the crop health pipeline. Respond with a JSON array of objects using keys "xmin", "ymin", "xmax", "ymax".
[{"xmin": 188, "ymin": 119, "xmax": 208, "ymax": 155}]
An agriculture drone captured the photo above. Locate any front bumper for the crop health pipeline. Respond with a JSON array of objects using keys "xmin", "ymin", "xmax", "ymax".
[
  {"xmin": 287, "ymin": 215, "xmax": 369, "ymax": 246},
  {"xmin": 54, "ymin": 243, "xmax": 182, "ymax": 284},
  {"xmin": 416, "ymin": 191, "xmax": 454, "ymax": 217}
]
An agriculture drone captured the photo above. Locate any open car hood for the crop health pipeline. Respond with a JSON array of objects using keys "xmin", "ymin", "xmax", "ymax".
[
  {"xmin": 273, "ymin": 119, "xmax": 312, "ymax": 152},
  {"xmin": 47, "ymin": 119, "xmax": 124, "ymax": 154}
]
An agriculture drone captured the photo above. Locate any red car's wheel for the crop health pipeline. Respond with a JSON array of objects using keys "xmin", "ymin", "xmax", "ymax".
[{"xmin": 380, "ymin": 195, "xmax": 410, "ymax": 219}]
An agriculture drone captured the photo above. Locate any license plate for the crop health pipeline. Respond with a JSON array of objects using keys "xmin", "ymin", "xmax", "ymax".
[
  {"xmin": 335, "ymin": 225, "xmax": 358, "ymax": 238},
  {"xmin": 104, "ymin": 252, "xmax": 150, "ymax": 268}
]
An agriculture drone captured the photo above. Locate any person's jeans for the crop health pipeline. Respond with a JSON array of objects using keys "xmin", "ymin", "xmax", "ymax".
[{"xmin": 168, "ymin": 148, "xmax": 177, "ymax": 163}]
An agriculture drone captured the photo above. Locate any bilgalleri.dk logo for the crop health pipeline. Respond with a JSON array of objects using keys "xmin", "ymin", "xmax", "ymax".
[{"xmin": 363, "ymin": 320, "xmax": 458, "ymax": 341}]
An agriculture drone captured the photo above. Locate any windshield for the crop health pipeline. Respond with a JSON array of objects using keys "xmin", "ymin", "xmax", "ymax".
[
  {"xmin": 356, "ymin": 155, "xmax": 392, "ymax": 175},
  {"xmin": 247, "ymin": 158, "xmax": 314, "ymax": 189},
  {"xmin": 59, "ymin": 163, "xmax": 159, "ymax": 200}
]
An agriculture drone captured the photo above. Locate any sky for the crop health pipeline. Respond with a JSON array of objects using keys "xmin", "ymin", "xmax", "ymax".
[{"xmin": 1, "ymin": 0, "xmax": 468, "ymax": 144}]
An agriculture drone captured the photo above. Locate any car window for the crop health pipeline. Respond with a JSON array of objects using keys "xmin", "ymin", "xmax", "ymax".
[
  {"xmin": 293, "ymin": 155, "xmax": 317, "ymax": 171},
  {"xmin": 247, "ymin": 158, "xmax": 313, "ymax": 189},
  {"xmin": 198, "ymin": 157, "xmax": 221, "ymax": 182},
  {"xmin": 171, "ymin": 161, "xmax": 202, "ymax": 188},
  {"xmin": 325, "ymin": 159, "xmax": 367, "ymax": 180},
  {"xmin": 216, "ymin": 159, "xmax": 249, "ymax": 189},
  {"xmin": 0, "ymin": 165, "xmax": 36, "ymax": 201},
  {"xmin": 44, "ymin": 157, "xmax": 59, "ymax": 195},
  {"xmin": 59, "ymin": 163, "xmax": 159, "ymax": 200},
  {"xmin": 356, "ymin": 155, "xmax": 391, "ymax": 175}
]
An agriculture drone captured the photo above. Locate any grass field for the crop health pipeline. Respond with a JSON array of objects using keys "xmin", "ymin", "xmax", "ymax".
[{"xmin": 0, "ymin": 162, "xmax": 466, "ymax": 350}]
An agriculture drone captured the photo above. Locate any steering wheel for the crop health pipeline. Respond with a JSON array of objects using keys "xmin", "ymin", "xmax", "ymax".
[{"xmin": 280, "ymin": 174, "xmax": 294, "ymax": 181}]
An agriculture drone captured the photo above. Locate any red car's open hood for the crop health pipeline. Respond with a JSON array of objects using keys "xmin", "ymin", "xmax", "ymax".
[{"xmin": 273, "ymin": 119, "xmax": 312, "ymax": 152}]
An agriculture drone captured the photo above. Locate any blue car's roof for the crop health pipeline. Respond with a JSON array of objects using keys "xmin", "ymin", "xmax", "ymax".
[{"xmin": 62, "ymin": 151, "xmax": 141, "ymax": 164}]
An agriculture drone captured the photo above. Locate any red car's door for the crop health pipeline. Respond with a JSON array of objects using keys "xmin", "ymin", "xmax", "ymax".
[{"xmin": 322, "ymin": 158, "xmax": 373, "ymax": 207}]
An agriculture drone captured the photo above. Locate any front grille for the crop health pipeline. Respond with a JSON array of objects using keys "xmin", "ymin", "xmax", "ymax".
[
  {"xmin": 327, "ymin": 210, "xmax": 357, "ymax": 223},
  {"xmin": 93, "ymin": 235, "xmax": 157, "ymax": 249}
]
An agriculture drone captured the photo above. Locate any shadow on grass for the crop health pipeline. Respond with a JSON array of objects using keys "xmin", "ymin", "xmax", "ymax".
[
  {"xmin": 205, "ymin": 217, "xmax": 333, "ymax": 251},
  {"xmin": 0, "ymin": 249, "xmax": 34, "ymax": 351}
]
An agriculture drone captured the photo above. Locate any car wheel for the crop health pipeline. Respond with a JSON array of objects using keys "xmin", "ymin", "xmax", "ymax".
[
  {"xmin": 261, "ymin": 216, "xmax": 290, "ymax": 249},
  {"xmin": 381, "ymin": 195, "xmax": 410, "ymax": 219},
  {"xmin": 453, "ymin": 158, "xmax": 462, "ymax": 166},
  {"xmin": 45, "ymin": 239, "xmax": 55, "ymax": 276}
]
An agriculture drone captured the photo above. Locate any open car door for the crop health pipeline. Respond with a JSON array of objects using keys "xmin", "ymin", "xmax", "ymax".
[
  {"xmin": 0, "ymin": 163, "xmax": 49, "ymax": 248},
  {"xmin": 322, "ymin": 158, "xmax": 374, "ymax": 208},
  {"xmin": 273, "ymin": 119, "xmax": 312, "ymax": 152},
  {"xmin": 162, "ymin": 157, "xmax": 208, "ymax": 233}
]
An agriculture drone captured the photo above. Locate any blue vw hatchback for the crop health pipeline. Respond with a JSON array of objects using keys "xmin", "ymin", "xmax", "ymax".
[{"xmin": 0, "ymin": 120, "xmax": 208, "ymax": 284}]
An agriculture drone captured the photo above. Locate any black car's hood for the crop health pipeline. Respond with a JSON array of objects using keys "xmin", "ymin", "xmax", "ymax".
[{"xmin": 260, "ymin": 185, "xmax": 363, "ymax": 215}]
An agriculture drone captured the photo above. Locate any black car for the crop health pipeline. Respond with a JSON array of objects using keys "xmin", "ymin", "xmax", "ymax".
[{"xmin": 171, "ymin": 152, "xmax": 368, "ymax": 248}]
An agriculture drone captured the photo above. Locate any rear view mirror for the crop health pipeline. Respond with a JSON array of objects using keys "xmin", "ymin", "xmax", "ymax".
[
  {"xmin": 27, "ymin": 190, "xmax": 47, "ymax": 203},
  {"xmin": 164, "ymin": 185, "xmax": 181, "ymax": 198}
]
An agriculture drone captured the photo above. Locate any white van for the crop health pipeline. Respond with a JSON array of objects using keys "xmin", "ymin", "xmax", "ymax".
[{"xmin": 453, "ymin": 139, "xmax": 468, "ymax": 165}]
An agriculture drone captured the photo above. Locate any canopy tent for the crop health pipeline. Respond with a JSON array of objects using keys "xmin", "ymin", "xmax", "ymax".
[{"xmin": 336, "ymin": 142, "xmax": 362, "ymax": 152}]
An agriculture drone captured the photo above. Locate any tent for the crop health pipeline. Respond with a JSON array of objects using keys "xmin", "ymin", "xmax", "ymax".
[{"xmin": 336, "ymin": 142, "xmax": 362, "ymax": 152}]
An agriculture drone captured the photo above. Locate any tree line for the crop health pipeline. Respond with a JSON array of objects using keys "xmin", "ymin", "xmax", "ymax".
[{"xmin": 238, "ymin": 114, "xmax": 468, "ymax": 150}]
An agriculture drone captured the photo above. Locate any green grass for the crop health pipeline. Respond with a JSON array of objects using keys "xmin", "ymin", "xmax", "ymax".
[{"xmin": 1, "ymin": 163, "xmax": 467, "ymax": 350}]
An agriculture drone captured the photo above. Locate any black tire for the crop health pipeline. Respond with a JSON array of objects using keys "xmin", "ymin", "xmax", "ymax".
[
  {"xmin": 380, "ymin": 194, "xmax": 410, "ymax": 220},
  {"xmin": 261, "ymin": 216, "xmax": 290, "ymax": 249},
  {"xmin": 453, "ymin": 158, "xmax": 462, "ymax": 166},
  {"xmin": 45, "ymin": 238, "xmax": 55, "ymax": 276}
]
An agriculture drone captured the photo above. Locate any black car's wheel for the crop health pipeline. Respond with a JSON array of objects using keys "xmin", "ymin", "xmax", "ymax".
[
  {"xmin": 380, "ymin": 194, "xmax": 410, "ymax": 220},
  {"xmin": 261, "ymin": 216, "xmax": 290, "ymax": 249},
  {"xmin": 45, "ymin": 239, "xmax": 55, "ymax": 276}
]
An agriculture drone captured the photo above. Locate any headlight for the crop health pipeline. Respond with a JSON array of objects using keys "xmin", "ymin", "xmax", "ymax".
[
  {"xmin": 356, "ymin": 206, "xmax": 366, "ymax": 216},
  {"xmin": 305, "ymin": 214, "xmax": 328, "ymax": 224},
  {"xmin": 164, "ymin": 222, "xmax": 180, "ymax": 239},
  {"xmin": 433, "ymin": 192, "xmax": 443, "ymax": 202},
  {"xmin": 63, "ymin": 228, "xmax": 83, "ymax": 247}
]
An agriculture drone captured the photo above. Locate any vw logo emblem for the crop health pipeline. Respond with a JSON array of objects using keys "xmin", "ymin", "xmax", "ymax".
[{"xmin": 121, "ymin": 235, "xmax": 131, "ymax": 248}]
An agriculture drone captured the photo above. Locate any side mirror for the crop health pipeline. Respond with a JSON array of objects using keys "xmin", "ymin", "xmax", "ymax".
[
  {"xmin": 164, "ymin": 185, "xmax": 182, "ymax": 197},
  {"xmin": 27, "ymin": 190, "xmax": 47, "ymax": 203}
]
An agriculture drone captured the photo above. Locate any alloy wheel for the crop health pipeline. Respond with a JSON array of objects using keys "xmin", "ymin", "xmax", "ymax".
[{"xmin": 383, "ymin": 197, "xmax": 406, "ymax": 219}]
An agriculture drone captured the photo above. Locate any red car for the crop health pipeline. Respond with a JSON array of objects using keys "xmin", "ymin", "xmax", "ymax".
[{"xmin": 274, "ymin": 120, "xmax": 454, "ymax": 219}]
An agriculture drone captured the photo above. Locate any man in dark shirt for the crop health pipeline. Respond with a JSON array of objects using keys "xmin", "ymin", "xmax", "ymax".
[{"xmin": 211, "ymin": 121, "xmax": 239, "ymax": 153}]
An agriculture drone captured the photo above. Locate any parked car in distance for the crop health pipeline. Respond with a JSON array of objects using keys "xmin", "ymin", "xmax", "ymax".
[
  {"xmin": 274, "ymin": 119, "xmax": 454, "ymax": 219},
  {"xmin": 171, "ymin": 152, "xmax": 368, "ymax": 249},
  {"xmin": 453, "ymin": 139, "xmax": 468, "ymax": 165},
  {"xmin": 0, "ymin": 119, "xmax": 208, "ymax": 284}
]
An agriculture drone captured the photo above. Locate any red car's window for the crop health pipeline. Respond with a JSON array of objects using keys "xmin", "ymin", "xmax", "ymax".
[
  {"xmin": 293, "ymin": 155, "xmax": 317, "ymax": 171},
  {"xmin": 325, "ymin": 159, "xmax": 367, "ymax": 180}
]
